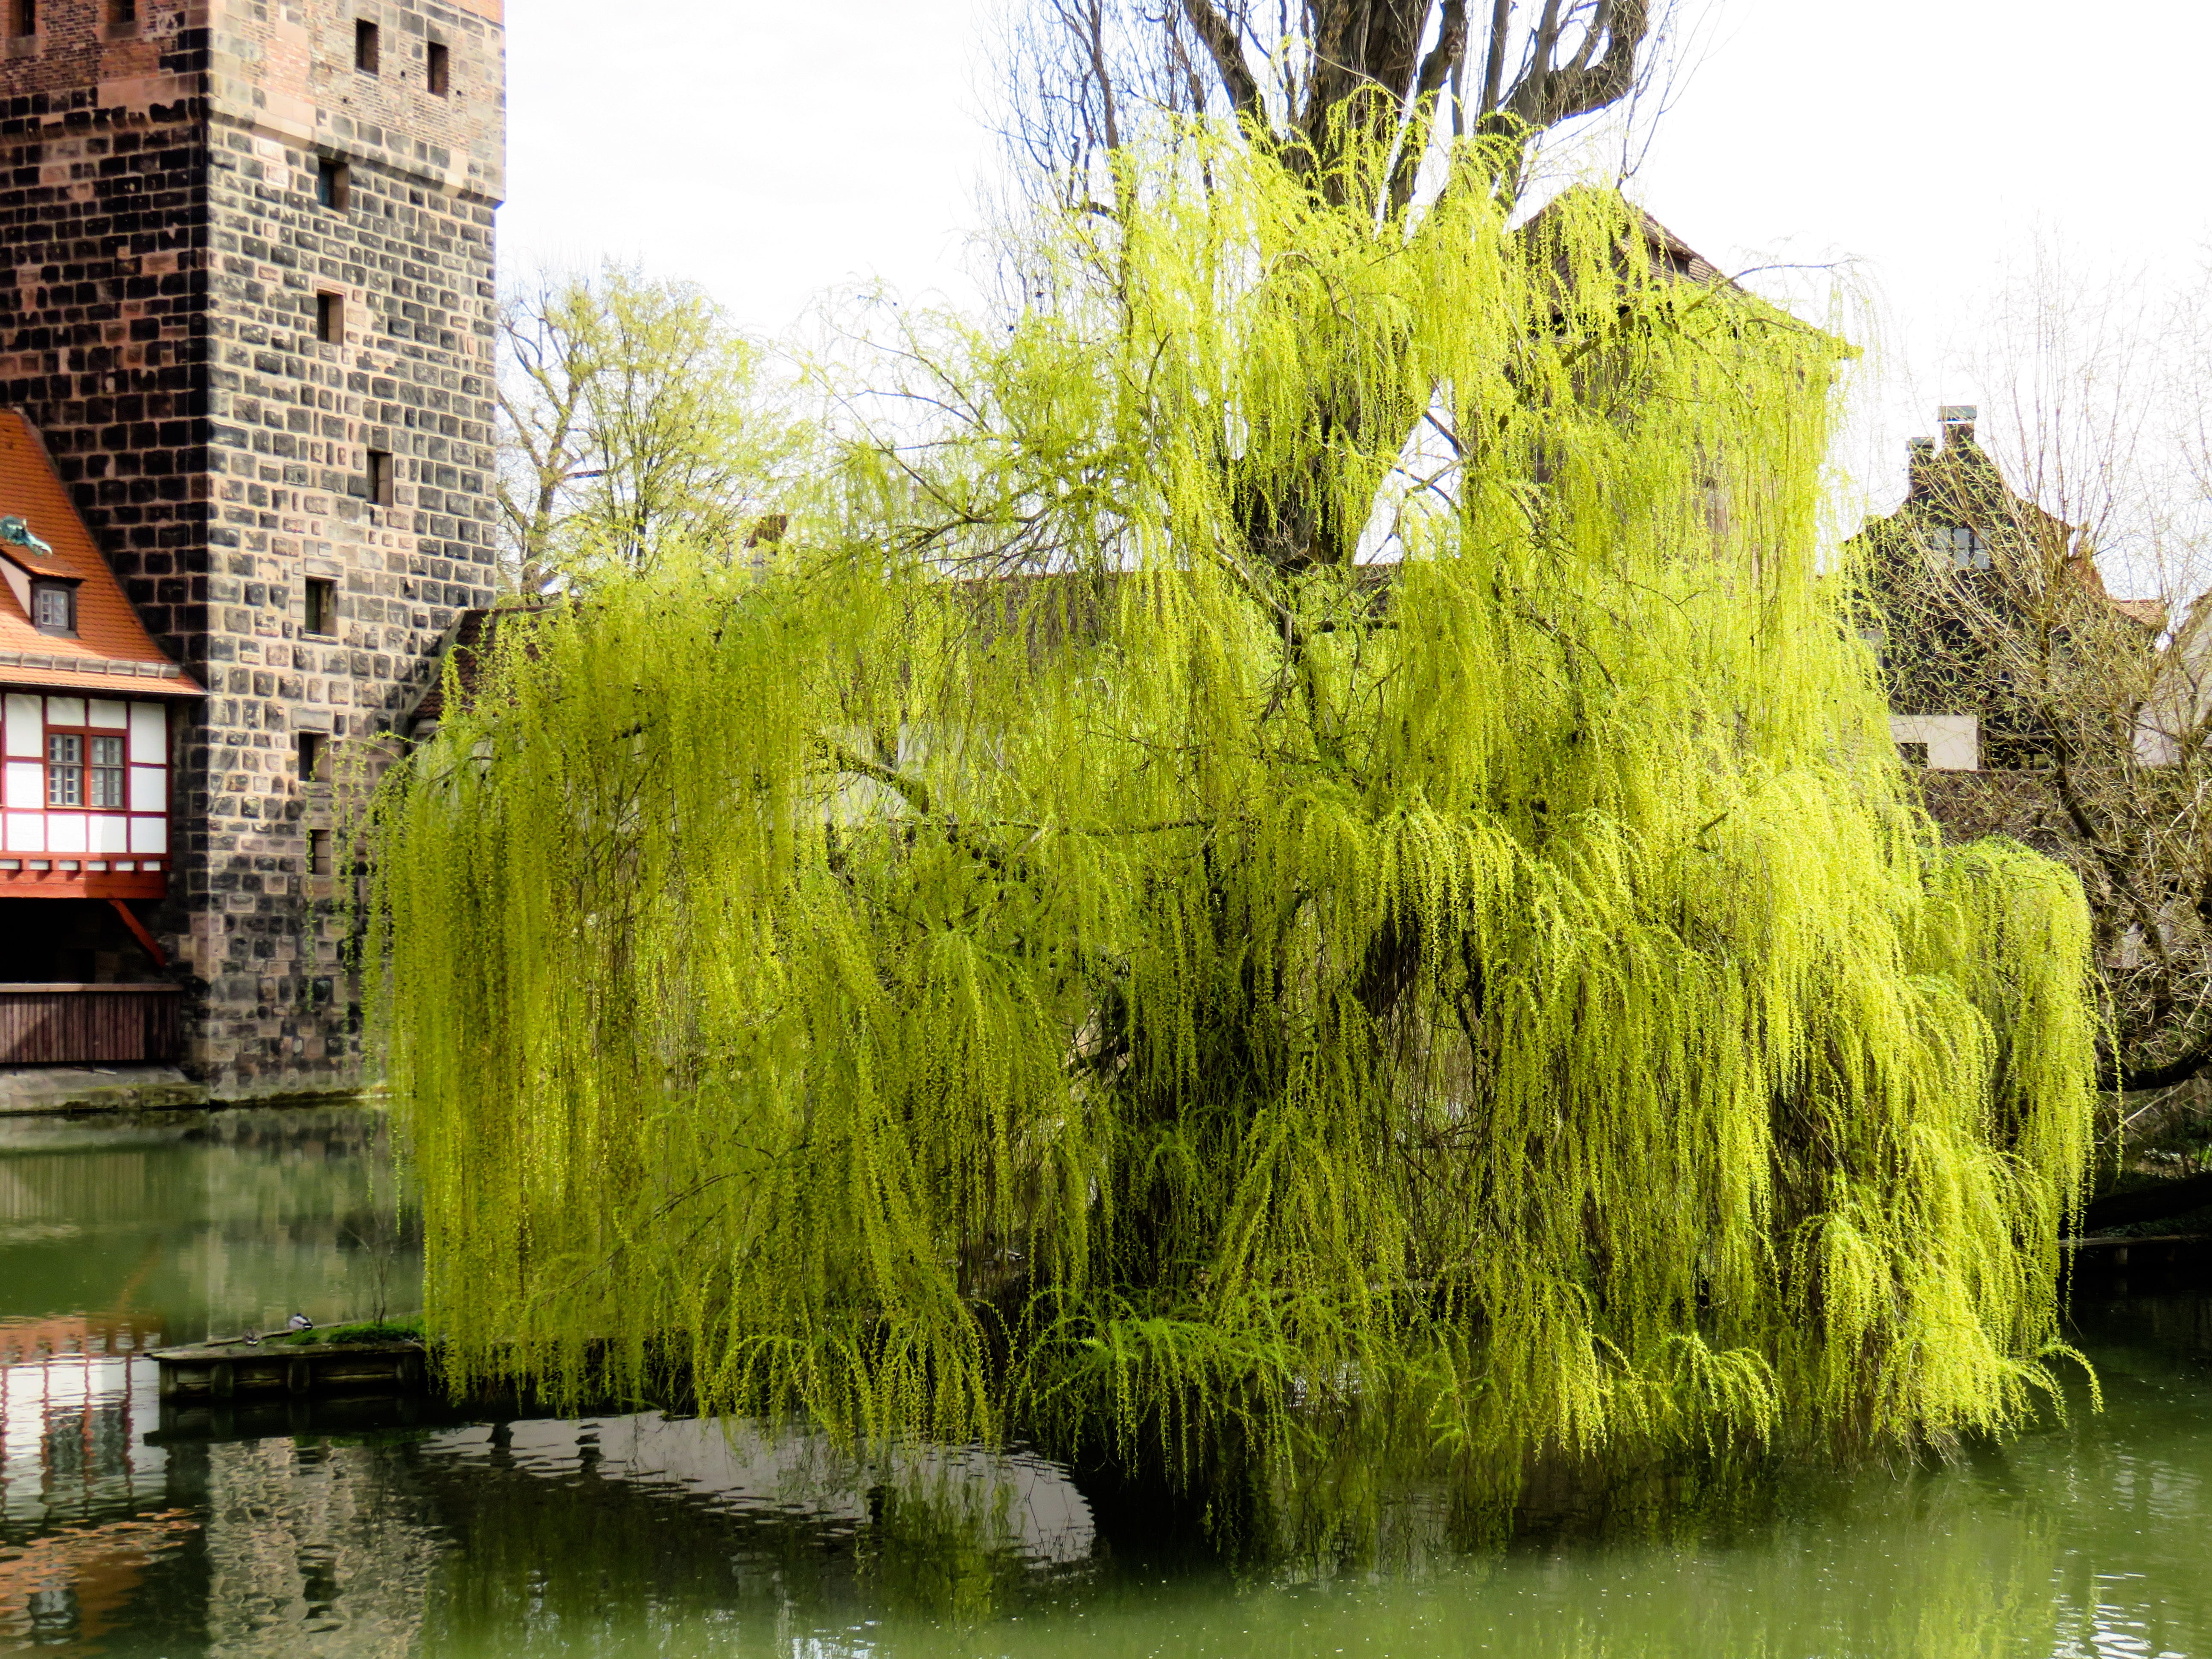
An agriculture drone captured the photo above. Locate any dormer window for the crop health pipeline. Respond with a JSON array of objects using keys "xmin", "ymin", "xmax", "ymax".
[{"xmin": 30, "ymin": 579, "xmax": 76, "ymax": 635}]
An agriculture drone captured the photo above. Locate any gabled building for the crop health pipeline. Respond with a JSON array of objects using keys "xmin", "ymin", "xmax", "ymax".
[
  {"xmin": 0, "ymin": 416, "xmax": 201, "ymax": 889},
  {"xmin": 0, "ymin": 414, "xmax": 199, "ymax": 1063},
  {"xmin": 1854, "ymin": 405, "xmax": 2163, "ymax": 772}
]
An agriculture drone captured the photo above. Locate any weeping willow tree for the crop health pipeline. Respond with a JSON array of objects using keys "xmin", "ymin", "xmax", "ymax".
[{"xmin": 370, "ymin": 128, "xmax": 2096, "ymax": 1522}]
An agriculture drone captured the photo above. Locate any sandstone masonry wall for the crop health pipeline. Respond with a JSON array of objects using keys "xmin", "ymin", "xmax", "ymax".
[{"xmin": 0, "ymin": 0, "xmax": 502, "ymax": 1093}]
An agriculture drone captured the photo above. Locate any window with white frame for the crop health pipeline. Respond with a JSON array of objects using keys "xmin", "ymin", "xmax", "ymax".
[
  {"xmin": 30, "ymin": 581, "xmax": 74, "ymax": 634},
  {"xmin": 45, "ymin": 733, "xmax": 81, "ymax": 806},
  {"xmin": 90, "ymin": 735, "xmax": 124, "ymax": 807}
]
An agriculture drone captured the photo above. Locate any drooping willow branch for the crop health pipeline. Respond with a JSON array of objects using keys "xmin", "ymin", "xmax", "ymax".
[{"xmin": 369, "ymin": 142, "xmax": 2097, "ymax": 1534}]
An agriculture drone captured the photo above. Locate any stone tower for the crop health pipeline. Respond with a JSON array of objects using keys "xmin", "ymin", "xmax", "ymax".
[{"xmin": 0, "ymin": 0, "xmax": 505, "ymax": 1093}]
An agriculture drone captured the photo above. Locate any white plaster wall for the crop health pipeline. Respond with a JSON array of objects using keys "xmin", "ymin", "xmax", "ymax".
[{"xmin": 1890, "ymin": 712, "xmax": 1979, "ymax": 771}]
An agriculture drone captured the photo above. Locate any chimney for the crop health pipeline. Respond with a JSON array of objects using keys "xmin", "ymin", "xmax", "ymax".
[
  {"xmin": 1938, "ymin": 404, "xmax": 1977, "ymax": 449},
  {"xmin": 1906, "ymin": 435, "xmax": 1935, "ymax": 500}
]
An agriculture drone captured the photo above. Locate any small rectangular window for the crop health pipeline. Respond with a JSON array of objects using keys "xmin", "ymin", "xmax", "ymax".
[
  {"xmin": 426, "ymin": 40, "xmax": 449, "ymax": 95},
  {"xmin": 307, "ymin": 828, "xmax": 331, "ymax": 876},
  {"xmin": 315, "ymin": 291, "xmax": 343, "ymax": 344},
  {"xmin": 1939, "ymin": 524, "xmax": 1991, "ymax": 571},
  {"xmin": 46, "ymin": 733, "xmax": 81, "ymax": 806},
  {"xmin": 368, "ymin": 449, "xmax": 395, "ymax": 508},
  {"xmin": 316, "ymin": 157, "xmax": 349, "ymax": 210},
  {"xmin": 297, "ymin": 731, "xmax": 326, "ymax": 781},
  {"xmin": 31, "ymin": 581, "xmax": 75, "ymax": 635},
  {"xmin": 354, "ymin": 18, "xmax": 379, "ymax": 73},
  {"xmin": 11, "ymin": 0, "xmax": 34, "ymax": 39},
  {"xmin": 304, "ymin": 577, "xmax": 338, "ymax": 635},
  {"xmin": 106, "ymin": 0, "xmax": 134, "ymax": 32},
  {"xmin": 89, "ymin": 734, "xmax": 125, "ymax": 808}
]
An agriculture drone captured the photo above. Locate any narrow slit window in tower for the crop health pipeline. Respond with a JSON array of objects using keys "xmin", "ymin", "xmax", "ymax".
[
  {"xmin": 316, "ymin": 157, "xmax": 350, "ymax": 210},
  {"xmin": 355, "ymin": 18, "xmax": 379, "ymax": 73},
  {"xmin": 426, "ymin": 41, "xmax": 449, "ymax": 95},
  {"xmin": 10, "ymin": 0, "xmax": 33, "ymax": 39},
  {"xmin": 307, "ymin": 829, "xmax": 331, "ymax": 876},
  {"xmin": 367, "ymin": 450, "xmax": 395, "ymax": 508},
  {"xmin": 297, "ymin": 732, "xmax": 326, "ymax": 782},
  {"xmin": 106, "ymin": 0, "xmax": 134, "ymax": 32},
  {"xmin": 315, "ymin": 291, "xmax": 343, "ymax": 344},
  {"xmin": 304, "ymin": 577, "xmax": 338, "ymax": 636}
]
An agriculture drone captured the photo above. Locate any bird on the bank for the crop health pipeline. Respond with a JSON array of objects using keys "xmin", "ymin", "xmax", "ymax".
[
  {"xmin": 287, "ymin": 1314, "xmax": 314, "ymax": 1332},
  {"xmin": 241, "ymin": 1330, "xmax": 261, "ymax": 1346}
]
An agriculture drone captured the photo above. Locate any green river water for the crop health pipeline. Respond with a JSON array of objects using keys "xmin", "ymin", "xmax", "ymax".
[{"xmin": 0, "ymin": 1105, "xmax": 2206, "ymax": 1657}]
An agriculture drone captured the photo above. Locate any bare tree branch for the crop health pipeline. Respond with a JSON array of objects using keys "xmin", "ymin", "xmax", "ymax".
[{"xmin": 1181, "ymin": 0, "xmax": 1263, "ymax": 121}]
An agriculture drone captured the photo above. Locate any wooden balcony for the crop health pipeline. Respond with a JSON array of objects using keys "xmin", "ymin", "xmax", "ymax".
[{"xmin": 0, "ymin": 983, "xmax": 182, "ymax": 1065}]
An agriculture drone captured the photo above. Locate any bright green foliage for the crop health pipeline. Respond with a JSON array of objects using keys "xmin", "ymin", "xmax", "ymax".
[
  {"xmin": 372, "ymin": 133, "xmax": 2096, "ymax": 1504},
  {"xmin": 497, "ymin": 264, "xmax": 806, "ymax": 593}
]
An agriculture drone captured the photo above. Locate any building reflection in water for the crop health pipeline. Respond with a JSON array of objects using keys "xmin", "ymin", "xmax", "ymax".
[
  {"xmin": 1, "ymin": 1339, "xmax": 197, "ymax": 1651},
  {"xmin": 0, "ymin": 1341, "xmax": 1099, "ymax": 1656}
]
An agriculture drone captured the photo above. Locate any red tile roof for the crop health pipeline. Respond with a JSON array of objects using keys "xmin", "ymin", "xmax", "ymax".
[
  {"xmin": 0, "ymin": 412, "xmax": 202, "ymax": 698},
  {"xmin": 2112, "ymin": 596, "xmax": 2169, "ymax": 632}
]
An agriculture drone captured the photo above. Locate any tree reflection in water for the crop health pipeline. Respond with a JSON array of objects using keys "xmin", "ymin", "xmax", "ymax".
[{"xmin": 0, "ymin": 1109, "xmax": 2208, "ymax": 1656}]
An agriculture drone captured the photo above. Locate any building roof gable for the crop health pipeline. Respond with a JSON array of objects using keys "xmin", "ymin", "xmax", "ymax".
[{"xmin": 0, "ymin": 411, "xmax": 203, "ymax": 698}]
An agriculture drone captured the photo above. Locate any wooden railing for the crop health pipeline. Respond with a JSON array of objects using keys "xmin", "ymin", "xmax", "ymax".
[{"xmin": 0, "ymin": 984, "xmax": 182, "ymax": 1065}]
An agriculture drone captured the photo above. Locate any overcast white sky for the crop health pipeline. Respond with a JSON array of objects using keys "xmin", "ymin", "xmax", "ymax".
[{"xmin": 502, "ymin": 0, "xmax": 2210, "ymax": 538}]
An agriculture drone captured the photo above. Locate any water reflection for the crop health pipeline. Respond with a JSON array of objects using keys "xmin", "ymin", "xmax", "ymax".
[
  {"xmin": 0, "ymin": 1107, "xmax": 417, "ymax": 1356},
  {"xmin": 0, "ymin": 1107, "xmax": 2209, "ymax": 1656}
]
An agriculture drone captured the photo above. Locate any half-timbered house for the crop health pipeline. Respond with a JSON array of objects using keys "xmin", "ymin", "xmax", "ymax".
[{"xmin": 0, "ymin": 415, "xmax": 203, "ymax": 1064}]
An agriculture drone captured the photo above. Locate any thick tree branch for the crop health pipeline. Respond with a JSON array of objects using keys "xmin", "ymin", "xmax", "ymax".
[
  {"xmin": 1181, "ymin": 0, "xmax": 1262, "ymax": 122},
  {"xmin": 1476, "ymin": 0, "xmax": 1511, "ymax": 114},
  {"xmin": 1389, "ymin": 0, "xmax": 1470, "ymax": 210},
  {"xmin": 2082, "ymin": 1169, "xmax": 2212, "ymax": 1231},
  {"xmin": 1564, "ymin": 0, "xmax": 1613, "ymax": 74},
  {"xmin": 1499, "ymin": 0, "xmax": 1648, "ymax": 133},
  {"xmin": 2119, "ymin": 1034, "xmax": 2212, "ymax": 1094}
]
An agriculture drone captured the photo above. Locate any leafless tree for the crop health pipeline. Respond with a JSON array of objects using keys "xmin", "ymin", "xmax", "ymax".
[
  {"xmin": 992, "ymin": 0, "xmax": 1682, "ymax": 221},
  {"xmin": 1864, "ymin": 253, "xmax": 2212, "ymax": 1215}
]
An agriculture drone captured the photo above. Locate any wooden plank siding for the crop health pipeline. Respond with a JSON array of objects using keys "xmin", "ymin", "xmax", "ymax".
[{"xmin": 0, "ymin": 984, "xmax": 181, "ymax": 1064}]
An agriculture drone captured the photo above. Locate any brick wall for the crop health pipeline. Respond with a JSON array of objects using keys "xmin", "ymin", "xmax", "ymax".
[{"xmin": 0, "ymin": 0, "xmax": 503, "ymax": 1094}]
